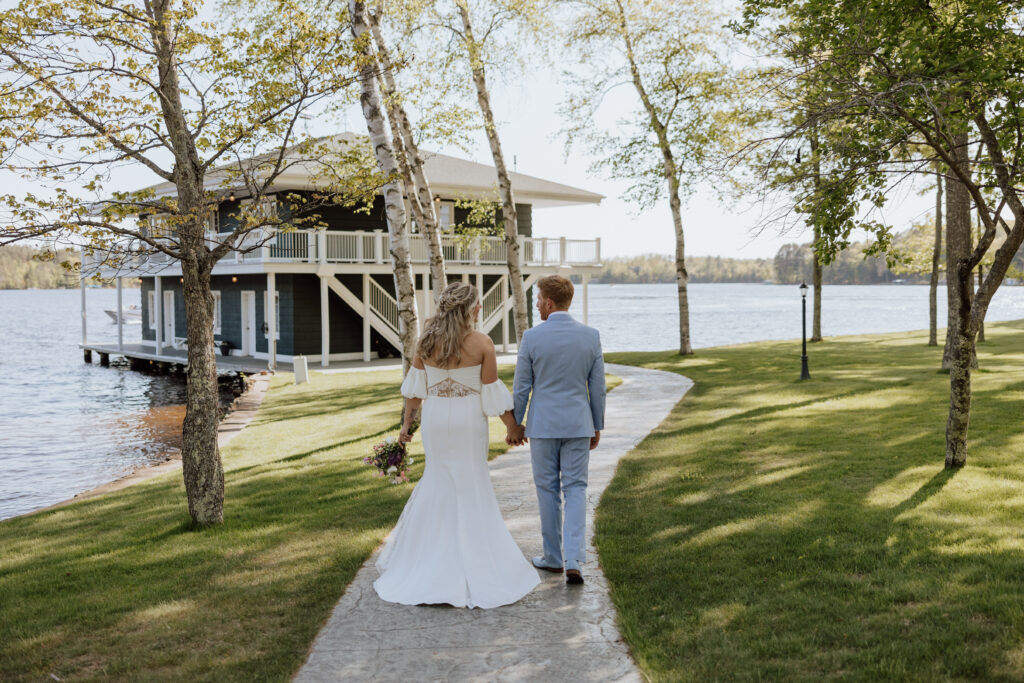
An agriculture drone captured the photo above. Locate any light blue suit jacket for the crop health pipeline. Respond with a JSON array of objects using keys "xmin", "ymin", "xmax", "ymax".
[{"xmin": 513, "ymin": 312, "xmax": 605, "ymax": 439}]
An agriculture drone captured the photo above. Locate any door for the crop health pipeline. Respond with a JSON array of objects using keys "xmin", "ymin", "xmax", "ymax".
[
  {"xmin": 163, "ymin": 291, "xmax": 175, "ymax": 346},
  {"xmin": 241, "ymin": 291, "xmax": 256, "ymax": 356}
]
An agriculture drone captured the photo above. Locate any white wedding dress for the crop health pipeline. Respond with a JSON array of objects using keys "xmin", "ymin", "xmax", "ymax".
[{"xmin": 373, "ymin": 364, "xmax": 540, "ymax": 609}]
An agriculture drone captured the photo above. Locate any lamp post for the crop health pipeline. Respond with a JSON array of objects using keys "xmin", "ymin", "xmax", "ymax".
[{"xmin": 800, "ymin": 281, "xmax": 811, "ymax": 380}]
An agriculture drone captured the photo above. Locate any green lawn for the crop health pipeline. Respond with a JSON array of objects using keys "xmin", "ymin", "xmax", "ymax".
[
  {"xmin": 599, "ymin": 320, "xmax": 1024, "ymax": 682},
  {"xmin": 0, "ymin": 366, "xmax": 619, "ymax": 681}
]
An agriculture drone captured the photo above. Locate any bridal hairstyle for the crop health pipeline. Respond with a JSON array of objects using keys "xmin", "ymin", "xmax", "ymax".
[{"xmin": 416, "ymin": 281, "xmax": 479, "ymax": 367}]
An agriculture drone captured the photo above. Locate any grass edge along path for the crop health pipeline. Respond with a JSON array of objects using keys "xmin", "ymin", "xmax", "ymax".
[
  {"xmin": 0, "ymin": 367, "xmax": 619, "ymax": 682},
  {"xmin": 598, "ymin": 320, "xmax": 1024, "ymax": 682}
]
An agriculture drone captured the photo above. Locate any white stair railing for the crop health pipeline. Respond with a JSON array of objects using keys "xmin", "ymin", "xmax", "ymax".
[
  {"xmin": 480, "ymin": 276, "xmax": 506, "ymax": 325},
  {"xmin": 368, "ymin": 278, "xmax": 400, "ymax": 336}
]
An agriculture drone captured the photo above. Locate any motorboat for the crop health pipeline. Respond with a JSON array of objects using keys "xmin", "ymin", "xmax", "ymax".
[{"xmin": 105, "ymin": 305, "xmax": 142, "ymax": 324}]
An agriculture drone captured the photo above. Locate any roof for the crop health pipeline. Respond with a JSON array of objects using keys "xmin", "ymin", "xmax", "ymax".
[{"xmin": 140, "ymin": 133, "xmax": 603, "ymax": 209}]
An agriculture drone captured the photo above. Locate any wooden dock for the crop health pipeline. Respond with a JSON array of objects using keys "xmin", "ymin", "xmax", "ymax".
[{"xmin": 80, "ymin": 343, "xmax": 517, "ymax": 375}]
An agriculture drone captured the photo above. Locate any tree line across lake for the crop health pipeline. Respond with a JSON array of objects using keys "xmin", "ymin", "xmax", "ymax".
[
  {"xmin": 597, "ymin": 234, "xmax": 1024, "ymax": 286},
  {"xmin": 0, "ymin": 246, "xmax": 80, "ymax": 289}
]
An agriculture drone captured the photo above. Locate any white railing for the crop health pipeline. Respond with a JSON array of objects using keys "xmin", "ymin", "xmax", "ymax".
[
  {"xmin": 86, "ymin": 230, "xmax": 601, "ymax": 275},
  {"xmin": 368, "ymin": 277, "xmax": 400, "ymax": 334},
  {"xmin": 481, "ymin": 277, "xmax": 506, "ymax": 322}
]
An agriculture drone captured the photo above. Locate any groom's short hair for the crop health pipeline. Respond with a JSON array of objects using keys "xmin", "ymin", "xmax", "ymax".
[{"xmin": 538, "ymin": 275, "xmax": 574, "ymax": 309}]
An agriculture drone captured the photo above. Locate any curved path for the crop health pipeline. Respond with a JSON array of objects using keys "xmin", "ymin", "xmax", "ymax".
[{"xmin": 295, "ymin": 363, "xmax": 693, "ymax": 682}]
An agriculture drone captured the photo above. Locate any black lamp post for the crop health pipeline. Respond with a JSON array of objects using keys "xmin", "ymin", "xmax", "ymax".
[{"xmin": 800, "ymin": 281, "xmax": 811, "ymax": 380}]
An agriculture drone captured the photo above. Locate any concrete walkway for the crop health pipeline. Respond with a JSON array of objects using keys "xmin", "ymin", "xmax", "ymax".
[{"xmin": 295, "ymin": 363, "xmax": 693, "ymax": 682}]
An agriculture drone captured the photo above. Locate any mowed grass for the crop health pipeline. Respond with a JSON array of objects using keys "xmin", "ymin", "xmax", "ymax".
[
  {"xmin": 0, "ymin": 366, "xmax": 619, "ymax": 681},
  {"xmin": 599, "ymin": 319, "xmax": 1024, "ymax": 681}
]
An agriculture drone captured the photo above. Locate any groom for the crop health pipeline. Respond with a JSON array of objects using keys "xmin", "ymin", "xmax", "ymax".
[{"xmin": 509, "ymin": 275, "xmax": 605, "ymax": 585}]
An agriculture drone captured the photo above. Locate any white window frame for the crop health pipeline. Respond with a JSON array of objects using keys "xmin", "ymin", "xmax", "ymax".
[
  {"xmin": 263, "ymin": 290, "xmax": 280, "ymax": 340},
  {"xmin": 212, "ymin": 290, "xmax": 222, "ymax": 335},
  {"xmin": 147, "ymin": 290, "xmax": 156, "ymax": 328},
  {"xmin": 207, "ymin": 210, "xmax": 220, "ymax": 234},
  {"xmin": 437, "ymin": 200, "xmax": 454, "ymax": 229}
]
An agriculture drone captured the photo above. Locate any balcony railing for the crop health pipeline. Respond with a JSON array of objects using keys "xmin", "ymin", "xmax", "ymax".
[{"xmin": 81, "ymin": 229, "xmax": 601, "ymax": 275}]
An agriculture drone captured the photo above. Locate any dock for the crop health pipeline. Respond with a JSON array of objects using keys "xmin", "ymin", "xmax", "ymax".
[{"xmin": 80, "ymin": 343, "xmax": 519, "ymax": 375}]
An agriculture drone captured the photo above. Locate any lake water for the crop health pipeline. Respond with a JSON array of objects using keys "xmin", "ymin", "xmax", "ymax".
[
  {"xmin": 567, "ymin": 283, "xmax": 1024, "ymax": 351},
  {"xmin": 2, "ymin": 283, "xmax": 1023, "ymax": 520}
]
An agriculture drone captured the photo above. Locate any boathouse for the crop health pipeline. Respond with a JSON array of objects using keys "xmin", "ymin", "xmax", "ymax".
[{"xmin": 81, "ymin": 136, "xmax": 604, "ymax": 371}]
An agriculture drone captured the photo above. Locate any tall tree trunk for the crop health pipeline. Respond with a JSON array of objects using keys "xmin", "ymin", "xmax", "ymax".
[
  {"xmin": 180, "ymin": 240, "xmax": 224, "ymax": 524},
  {"xmin": 810, "ymin": 132, "xmax": 822, "ymax": 342},
  {"xmin": 811, "ymin": 230, "xmax": 823, "ymax": 342},
  {"xmin": 945, "ymin": 256, "xmax": 974, "ymax": 469},
  {"xmin": 942, "ymin": 132, "xmax": 976, "ymax": 370},
  {"xmin": 456, "ymin": 0, "xmax": 529, "ymax": 342},
  {"xmin": 977, "ymin": 263, "xmax": 985, "ymax": 342},
  {"xmin": 152, "ymin": 0, "xmax": 223, "ymax": 524},
  {"xmin": 929, "ymin": 170, "xmax": 942, "ymax": 347},
  {"xmin": 350, "ymin": 0, "xmax": 419, "ymax": 367},
  {"xmin": 668, "ymin": 175, "xmax": 693, "ymax": 355},
  {"xmin": 614, "ymin": 0, "xmax": 692, "ymax": 354},
  {"xmin": 368, "ymin": 8, "xmax": 447, "ymax": 301}
]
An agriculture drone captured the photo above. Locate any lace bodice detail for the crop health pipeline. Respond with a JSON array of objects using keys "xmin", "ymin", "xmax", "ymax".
[
  {"xmin": 424, "ymin": 365, "xmax": 482, "ymax": 397},
  {"xmin": 400, "ymin": 364, "xmax": 513, "ymax": 416}
]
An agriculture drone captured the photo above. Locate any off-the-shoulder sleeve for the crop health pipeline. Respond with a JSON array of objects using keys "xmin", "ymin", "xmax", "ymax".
[
  {"xmin": 400, "ymin": 367, "xmax": 427, "ymax": 399},
  {"xmin": 481, "ymin": 379, "xmax": 514, "ymax": 416}
]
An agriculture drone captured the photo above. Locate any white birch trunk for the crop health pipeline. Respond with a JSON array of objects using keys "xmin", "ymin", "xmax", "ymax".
[
  {"xmin": 615, "ymin": 0, "xmax": 692, "ymax": 354},
  {"xmin": 350, "ymin": 0, "xmax": 419, "ymax": 368},
  {"xmin": 368, "ymin": 8, "xmax": 447, "ymax": 301},
  {"xmin": 456, "ymin": 0, "xmax": 529, "ymax": 342}
]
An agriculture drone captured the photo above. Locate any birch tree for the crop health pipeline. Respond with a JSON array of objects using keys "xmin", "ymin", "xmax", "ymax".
[
  {"xmin": 450, "ymin": 0, "xmax": 530, "ymax": 342},
  {"xmin": 561, "ymin": 0, "xmax": 749, "ymax": 355},
  {"xmin": 737, "ymin": 0, "xmax": 1024, "ymax": 468},
  {"xmin": 0, "ymin": 0, "xmax": 364, "ymax": 524},
  {"xmin": 367, "ymin": 5, "xmax": 447, "ymax": 301},
  {"xmin": 349, "ymin": 0, "xmax": 419, "ymax": 365}
]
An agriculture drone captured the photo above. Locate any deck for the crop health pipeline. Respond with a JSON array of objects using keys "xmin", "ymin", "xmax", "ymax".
[{"xmin": 84, "ymin": 230, "xmax": 601, "ymax": 278}]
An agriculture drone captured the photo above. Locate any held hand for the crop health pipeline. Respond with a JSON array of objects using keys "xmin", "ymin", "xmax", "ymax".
[
  {"xmin": 399, "ymin": 428, "xmax": 414, "ymax": 444},
  {"xmin": 590, "ymin": 430, "xmax": 600, "ymax": 450},
  {"xmin": 506, "ymin": 423, "xmax": 527, "ymax": 447}
]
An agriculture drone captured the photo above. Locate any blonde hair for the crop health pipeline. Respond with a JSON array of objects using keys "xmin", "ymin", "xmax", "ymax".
[{"xmin": 416, "ymin": 282, "xmax": 478, "ymax": 367}]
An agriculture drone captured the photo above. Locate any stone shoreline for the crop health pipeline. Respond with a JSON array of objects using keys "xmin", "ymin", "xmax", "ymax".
[{"xmin": 14, "ymin": 373, "xmax": 273, "ymax": 519}]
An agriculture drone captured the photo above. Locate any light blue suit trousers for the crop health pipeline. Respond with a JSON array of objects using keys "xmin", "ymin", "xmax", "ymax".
[{"xmin": 513, "ymin": 312, "xmax": 605, "ymax": 571}]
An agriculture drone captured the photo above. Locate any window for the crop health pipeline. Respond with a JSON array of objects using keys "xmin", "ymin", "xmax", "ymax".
[
  {"xmin": 263, "ymin": 290, "xmax": 280, "ymax": 340},
  {"xmin": 207, "ymin": 210, "xmax": 220, "ymax": 234},
  {"xmin": 147, "ymin": 290, "xmax": 156, "ymax": 329},
  {"xmin": 438, "ymin": 200, "xmax": 454, "ymax": 229},
  {"xmin": 212, "ymin": 291, "xmax": 222, "ymax": 335}
]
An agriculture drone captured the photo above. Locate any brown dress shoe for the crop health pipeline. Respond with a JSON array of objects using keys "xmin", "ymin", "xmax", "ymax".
[{"xmin": 566, "ymin": 569, "xmax": 584, "ymax": 585}]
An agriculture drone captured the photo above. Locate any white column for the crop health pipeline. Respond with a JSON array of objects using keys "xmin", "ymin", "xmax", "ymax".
[
  {"xmin": 116, "ymin": 276, "xmax": 124, "ymax": 352},
  {"xmin": 462, "ymin": 273, "xmax": 469, "ymax": 285},
  {"xmin": 582, "ymin": 273, "xmax": 590, "ymax": 326},
  {"xmin": 80, "ymin": 272, "xmax": 87, "ymax": 347},
  {"xmin": 559, "ymin": 236, "xmax": 567, "ymax": 266},
  {"xmin": 475, "ymin": 271, "xmax": 483, "ymax": 329},
  {"xmin": 267, "ymin": 272, "xmax": 277, "ymax": 370},
  {"xmin": 501, "ymin": 275, "xmax": 509, "ymax": 352},
  {"xmin": 362, "ymin": 273, "xmax": 371, "ymax": 362},
  {"xmin": 320, "ymin": 275, "xmax": 330, "ymax": 367},
  {"xmin": 154, "ymin": 275, "xmax": 163, "ymax": 355}
]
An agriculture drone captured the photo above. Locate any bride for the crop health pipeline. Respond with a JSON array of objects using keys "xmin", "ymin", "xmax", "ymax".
[{"xmin": 373, "ymin": 281, "xmax": 540, "ymax": 609}]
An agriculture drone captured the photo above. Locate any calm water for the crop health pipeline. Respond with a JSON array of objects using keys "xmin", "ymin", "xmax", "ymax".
[
  {"xmin": 0, "ymin": 288, "xmax": 191, "ymax": 520},
  {"xmin": 2, "ymin": 283, "xmax": 1024, "ymax": 520},
  {"xmin": 566, "ymin": 283, "xmax": 1024, "ymax": 351}
]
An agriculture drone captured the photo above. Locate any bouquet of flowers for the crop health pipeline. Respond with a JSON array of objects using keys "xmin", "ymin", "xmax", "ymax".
[{"xmin": 364, "ymin": 422, "xmax": 418, "ymax": 484}]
